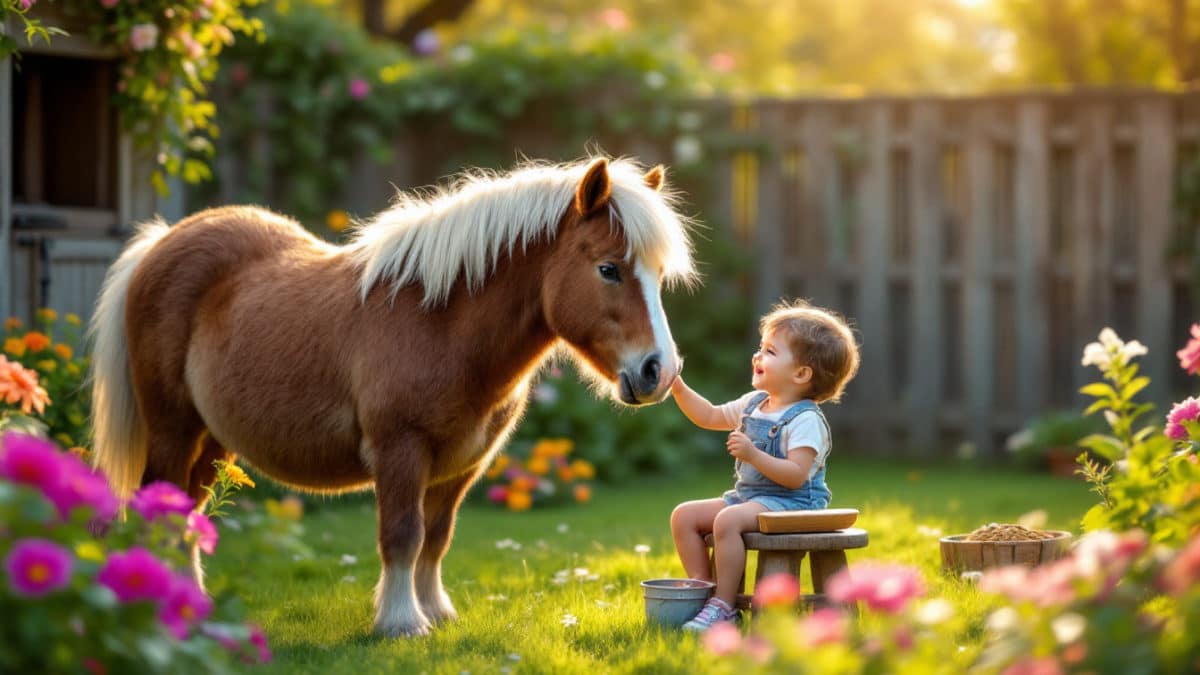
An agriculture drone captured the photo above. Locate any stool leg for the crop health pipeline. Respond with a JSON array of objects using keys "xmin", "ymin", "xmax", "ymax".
[
  {"xmin": 755, "ymin": 550, "xmax": 804, "ymax": 582},
  {"xmin": 809, "ymin": 550, "xmax": 854, "ymax": 615}
]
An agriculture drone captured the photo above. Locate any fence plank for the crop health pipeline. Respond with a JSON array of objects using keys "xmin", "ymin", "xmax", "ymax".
[
  {"xmin": 1136, "ymin": 97, "xmax": 1174, "ymax": 404},
  {"xmin": 856, "ymin": 103, "xmax": 892, "ymax": 452},
  {"xmin": 801, "ymin": 105, "xmax": 837, "ymax": 307},
  {"xmin": 963, "ymin": 104, "xmax": 995, "ymax": 457},
  {"xmin": 754, "ymin": 104, "xmax": 787, "ymax": 314},
  {"xmin": 1072, "ymin": 103, "xmax": 1116, "ymax": 396},
  {"xmin": 1014, "ymin": 100, "xmax": 1051, "ymax": 425},
  {"xmin": 908, "ymin": 101, "xmax": 944, "ymax": 454}
]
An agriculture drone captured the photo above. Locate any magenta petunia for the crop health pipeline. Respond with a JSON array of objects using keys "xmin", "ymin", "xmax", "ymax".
[
  {"xmin": 51, "ymin": 457, "xmax": 120, "ymax": 522},
  {"xmin": 5, "ymin": 538, "xmax": 73, "ymax": 597},
  {"xmin": 0, "ymin": 432, "xmax": 66, "ymax": 496},
  {"xmin": 96, "ymin": 547, "xmax": 173, "ymax": 603},
  {"xmin": 1177, "ymin": 324, "xmax": 1200, "ymax": 375},
  {"xmin": 348, "ymin": 78, "xmax": 370, "ymax": 100},
  {"xmin": 248, "ymin": 623, "xmax": 271, "ymax": 663},
  {"xmin": 826, "ymin": 562, "xmax": 926, "ymax": 614},
  {"xmin": 486, "ymin": 484, "xmax": 509, "ymax": 504},
  {"xmin": 186, "ymin": 511, "xmax": 218, "ymax": 555},
  {"xmin": 159, "ymin": 576, "xmax": 213, "ymax": 639},
  {"xmin": 1166, "ymin": 397, "xmax": 1200, "ymax": 441},
  {"xmin": 130, "ymin": 481, "xmax": 194, "ymax": 522}
]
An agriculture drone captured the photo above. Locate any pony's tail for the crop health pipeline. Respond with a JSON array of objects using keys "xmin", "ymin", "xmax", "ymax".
[{"xmin": 89, "ymin": 219, "xmax": 171, "ymax": 499}]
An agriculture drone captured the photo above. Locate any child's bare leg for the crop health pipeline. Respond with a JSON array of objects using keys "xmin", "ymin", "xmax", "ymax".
[
  {"xmin": 670, "ymin": 498, "xmax": 727, "ymax": 580},
  {"xmin": 711, "ymin": 501, "xmax": 768, "ymax": 606}
]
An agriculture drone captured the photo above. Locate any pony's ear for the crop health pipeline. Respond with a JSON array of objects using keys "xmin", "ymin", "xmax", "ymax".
[
  {"xmin": 644, "ymin": 165, "xmax": 665, "ymax": 191},
  {"xmin": 575, "ymin": 158, "xmax": 612, "ymax": 216}
]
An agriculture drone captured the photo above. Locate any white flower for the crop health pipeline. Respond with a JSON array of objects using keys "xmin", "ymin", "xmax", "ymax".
[
  {"xmin": 914, "ymin": 598, "xmax": 954, "ymax": 625},
  {"xmin": 340, "ymin": 575, "xmax": 357, "ymax": 583},
  {"xmin": 595, "ymin": 600, "xmax": 612, "ymax": 608},
  {"xmin": 553, "ymin": 570, "xmax": 570, "ymax": 585},
  {"xmin": 1098, "ymin": 328, "xmax": 1121, "ymax": 349},
  {"xmin": 487, "ymin": 594, "xmax": 509, "ymax": 602},
  {"xmin": 507, "ymin": 653, "xmax": 521, "ymax": 661},
  {"xmin": 450, "ymin": 45, "xmax": 474, "ymax": 63},
  {"xmin": 1005, "ymin": 429, "xmax": 1034, "ymax": 453},
  {"xmin": 634, "ymin": 544, "xmax": 651, "ymax": 555},
  {"xmin": 495, "ymin": 538, "xmax": 522, "ymax": 550},
  {"xmin": 533, "ymin": 383, "xmax": 559, "ymax": 404},
  {"xmin": 561, "ymin": 613, "xmax": 579, "ymax": 627},
  {"xmin": 986, "ymin": 606, "xmax": 1019, "ymax": 632},
  {"xmin": 916, "ymin": 524, "xmax": 944, "ymax": 537},
  {"xmin": 1081, "ymin": 342, "xmax": 1111, "ymax": 369},
  {"xmin": 1051, "ymin": 613, "xmax": 1086, "ymax": 644},
  {"xmin": 1017, "ymin": 509, "xmax": 1047, "ymax": 531},
  {"xmin": 129, "ymin": 23, "xmax": 159, "ymax": 51},
  {"xmin": 673, "ymin": 136, "xmax": 703, "ymax": 165},
  {"xmin": 1118, "ymin": 340, "xmax": 1147, "ymax": 364},
  {"xmin": 643, "ymin": 71, "xmax": 667, "ymax": 89},
  {"xmin": 557, "ymin": 523, "xmax": 569, "ymax": 534},
  {"xmin": 339, "ymin": 554, "xmax": 358, "ymax": 565},
  {"xmin": 573, "ymin": 567, "xmax": 590, "ymax": 577}
]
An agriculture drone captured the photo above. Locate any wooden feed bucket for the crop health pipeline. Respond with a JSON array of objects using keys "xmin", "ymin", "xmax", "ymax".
[{"xmin": 940, "ymin": 531, "xmax": 1072, "ymax": 573}]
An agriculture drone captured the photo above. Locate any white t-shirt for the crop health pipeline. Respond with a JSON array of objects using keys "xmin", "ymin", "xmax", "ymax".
[{"xmin": 716, "ymin": 391, "xmax": 832, "ymax": 480}]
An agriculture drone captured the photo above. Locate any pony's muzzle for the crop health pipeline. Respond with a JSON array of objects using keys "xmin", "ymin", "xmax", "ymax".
[{"xmin": 618, "ymin": 352, "xmax": 668, "ymax": 405}]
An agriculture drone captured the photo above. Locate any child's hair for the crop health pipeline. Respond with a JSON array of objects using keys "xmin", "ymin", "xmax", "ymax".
[{"xmin": 760, "ymin": 299, "xmax": 861, "ymax": 403}]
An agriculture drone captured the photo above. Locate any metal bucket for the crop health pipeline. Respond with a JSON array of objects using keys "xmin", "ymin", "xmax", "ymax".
[{"xmin": 640, "ymin": 578, "xmax": 715, "ymax": 627}]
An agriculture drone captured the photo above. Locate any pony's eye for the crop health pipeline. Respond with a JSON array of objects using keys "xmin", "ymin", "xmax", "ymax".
[{"xmin": 598, "ymin": 263, "xmax": 621, "ymax": 283}]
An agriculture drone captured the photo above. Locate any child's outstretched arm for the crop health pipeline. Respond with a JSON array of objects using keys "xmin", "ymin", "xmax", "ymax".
[{"xmin": 670, "ymin": 376, "xmax": 734, "ymax": 431}]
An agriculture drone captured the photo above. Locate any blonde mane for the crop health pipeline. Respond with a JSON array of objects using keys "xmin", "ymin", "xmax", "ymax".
[{"xmin": 348, "ymin": 158, "xmax": 696, "ymax": 307}]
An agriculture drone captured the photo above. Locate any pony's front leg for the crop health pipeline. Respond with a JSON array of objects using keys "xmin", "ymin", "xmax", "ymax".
[
  {"xmin": 417, "ymin": 469, "xmax": 481, "ymax": 624},
  {"xmin": 371, "ymin": 434, "xmax": 433, "ymax": 638}
]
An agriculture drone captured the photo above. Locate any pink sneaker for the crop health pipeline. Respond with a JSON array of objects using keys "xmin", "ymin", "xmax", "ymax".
[{"xmin": 682, "ymin": 597, "xmax": 738, "ymax": 632}]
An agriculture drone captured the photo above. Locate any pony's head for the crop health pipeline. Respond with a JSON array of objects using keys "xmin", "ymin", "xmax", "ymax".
[{"xmin": 543, "ymin": 158, "xmax": 695, "ymax": 405}]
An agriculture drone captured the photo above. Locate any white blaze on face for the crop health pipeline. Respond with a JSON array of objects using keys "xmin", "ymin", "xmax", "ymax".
[{"xmin": 635, "ymin": 261, "xmax": 679, "ymax": 386}]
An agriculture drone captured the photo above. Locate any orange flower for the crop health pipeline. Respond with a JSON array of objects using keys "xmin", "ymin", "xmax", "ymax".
[
  {"xmin": 0, "ymin": 355, "xmax": 51, "ymax": 415},
  {"xmin": 528, "ymin": 456, "xmax": 550, "ymax": 476},
  {"xmin": 573, "ymin": 484, "xmax": 592, "ymax": 503},
  {"xmin": 511, "ymin": 475, "xmax": 537, "ymax": 492},
  {"xmin": 23, "ymin": 332, "xmax": 50, "ymax": 352},
  {"xmin": 68, "ymin": 446, "xmax": 92, "ymax": 462},
  {"xmin": 326, "ymin": 210, "xmax": 351, "ymax": 232},
  {"xmin": 4, "ymin": 317, "xmax": 22, "ymax": 331},
  {"xmin": 569, "ymin": 459, "xmax": 595, "ymax": 480},
  {"xmin": 486, "ymin": 454, "xmax": 510, "ymax": 479},
  {"xmin": 54, "ymin": 344, "xmax": 73, "ymax": 360},
  {"xmin": 3, "ymin": 337, "xmax": 25, "ymax": 357},
  {"xmin": 223, "ymin": 462, "xmax": 256, "ymax": 488},
  {"xmin": 557, "ymin": 466, "xmax": 574, "ymax": 482},
  {"xmin": 506, "ymin": 490, "xmax": 532, "ymax": 511}
]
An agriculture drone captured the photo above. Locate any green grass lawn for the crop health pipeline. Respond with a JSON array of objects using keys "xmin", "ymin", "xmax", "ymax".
[{"xmin": 208, "ymin": 460, "xmax": 1095, "ymax": 674}]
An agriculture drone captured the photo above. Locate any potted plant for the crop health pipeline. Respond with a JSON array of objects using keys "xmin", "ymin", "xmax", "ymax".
[{"xmin": 1005, "ymin": 410, "xmax": 1105, "ymax": 477}]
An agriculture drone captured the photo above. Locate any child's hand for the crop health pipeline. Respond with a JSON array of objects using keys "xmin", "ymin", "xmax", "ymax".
[{"xmin": 726, "ymin": 431, "xmax": 758, "ymax": 462}]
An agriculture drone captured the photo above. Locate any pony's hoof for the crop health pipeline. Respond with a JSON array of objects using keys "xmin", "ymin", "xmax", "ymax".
[
  {"xmin": 424, "ymin": 604, "xmax": 458, "ymax": 625},
  {"xmin": 374, "ymin": 617, "xmax": 433, "ymax": 638}
]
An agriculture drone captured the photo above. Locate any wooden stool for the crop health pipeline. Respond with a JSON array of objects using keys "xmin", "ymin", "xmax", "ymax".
[{"xmin": 705, "ymin": 528, "xmax": 869, "ymax": 611}]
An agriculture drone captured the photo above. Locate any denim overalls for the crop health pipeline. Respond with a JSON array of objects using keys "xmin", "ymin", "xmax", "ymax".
[{"xmin": 721, "ymin": 392, "xmax": 832, "ymax": 511}]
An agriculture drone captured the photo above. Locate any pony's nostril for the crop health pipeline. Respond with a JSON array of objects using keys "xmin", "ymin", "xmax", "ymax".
[{"xmin": 640, "ymin": 354, "xmax": 661, "ymax": 388}]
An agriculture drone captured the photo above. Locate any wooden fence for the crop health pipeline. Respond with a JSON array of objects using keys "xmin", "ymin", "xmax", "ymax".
[{"xmin": 717, "ymin": 92, "xmax": 1199, "ymax": 457}]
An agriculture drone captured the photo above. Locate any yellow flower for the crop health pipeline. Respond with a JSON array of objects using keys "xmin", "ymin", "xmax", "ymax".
[
  {"xmin": 75, "ymin": 541, "xmax": 105, "ymax": 562},
  {"xmin": 36, "ymin": 360, "xmax": 57, "ymax": 373},
  {"xmin": 506, "ymin": 490, "xmax": 532, "ymax": 511},
  {"xmin": 54, "ymin": 344, "xmax": 73, "ymax": 360},
  {"xmin": 486, "ymin": 454, "xmax": 510, "ymax": 479},
  {"xmin": 223, "ymin": 462, "xmax": 256, "ymax": 488},
  {"xmin": 325, "ymin": 210, "xmax": 351, "ymax": 232},
  {"xmin": 4, "ymin": 337, "xmax": 25, "ymax": 357},
  {"xmin": 569, "ymin": 459, "xmax": 595, "ymax": 480},
  {"xmin": 4, "ymin": 317, "xmax": 22, "ymax": 332},
  {"xmin": 573, "ymin": 484, "xmax": 592, "ymax": 503},
  {"xmin": 65, "ymin": 313, "xmax": 82, "ymax": 327},
  {"xmin": 55, "ymin": 433, "xmax": 75, "ymax": 447},
  {"xmin": 68, "ymin": 446, "xmax": 91, "ymax": 462},
  {"xmin": 36, "ymin": 308, "xmax": 57, "ymax": 323},
  {"xmin": 66, "ymin": 363, "xmax": 80, "ymax": 377},
  {"xmin": 528, "ymin": 456, "xmax": 550, "ymax": 476},
  {"xmin": 265, "ymin": 495, "xmax": 304, "ymax": 520}
]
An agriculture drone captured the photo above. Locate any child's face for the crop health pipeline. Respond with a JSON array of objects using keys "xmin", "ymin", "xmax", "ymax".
[{"xmin": 751, "ymin": 329, "xmax": 806, "ymax": 394}]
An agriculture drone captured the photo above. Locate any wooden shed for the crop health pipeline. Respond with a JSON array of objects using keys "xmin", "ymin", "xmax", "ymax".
[{"xmin": 1, "ymin": 10, "xmax": 184, "ymax": 325}]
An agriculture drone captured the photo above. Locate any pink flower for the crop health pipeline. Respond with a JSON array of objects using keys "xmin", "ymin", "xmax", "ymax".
[
  {"xmin": 1166, "ymin": 397, "xmax": 1200, "ymax": 441},
  {"xmin": 752, "ymin": 572, "xmax": 799, "ymax": 608},
  {"xmin": 4, "ymin": 538, "xmax": 73, "ymax": 597},
  {"xmin": 1159, "ymin": 533, "xmax": 1200, "ymax": 596},
  {"xmin": 99, "ymin": 0, "xmax": 118, "ymax": 8},
  {"xmin": 826, "ymin": 562, "xmax": 926, "ymax": 613},
  {"xmin": 19, "ymin": 0, "xmax": 34, "ymax": 9},
  {"xmin": 701, "ymin": 620, "xmax": 741, "ymax": 655},
  {"xmin": 348, "ymin": 78, "xmax": 370, "ymax": 100},
  {"xmin": 97, "ymin": 548, "xmax": 173, "ymax": 603},
  {"xmin": 742, "ymin": 635, "xmax": 775, "ymax": 664},
  {"xmin": 1074, "ymin": 530, "xmax": 1146, "ymax": 579},
  {"xmin": 708, "ymin": 52, "xmax": 736, "ymax": 73},
  {"xmin": 599, "ymin": 8, "xmax": 629, "ymax": 31},
  {"xmin": 54, "ymin": 457, "xmax": 119, "ymax": 522},
  {"xmin": 980, "ymin": 565, "xmax": 1033, "ymax": 600},
  {"xmin": 129, "ymin": 24, "xmax": 159, "ymax": 52},
  {"xmin": 159, "ymin": 576, "xmax": 212, "ymax": 638},
  {"xmin": 0, "ymin": 432, "xmax": 64, "ymax": 495},
  {"xmin": 1177, "ymin": 324, "xmax": 1200, "ymax": 375},
  {"xmin": 186, "ymin": 511, "xmax": 218, "ymax": 555},
  {"xmin": 248, "ymin": 623, "xmax": 271, "ymax": 662},
  {"xmin": 486, "ymin": 484, "xmax": 509, "ymax": 505},
  {"xmin": 130, "ymin": 481, "xmax": 194, "ymax": 522},
  {"xmin": 796, "ymin": 607, "xmax": 847, "ymax": 647},
  {"xmin": 1001, "ymin": 657, "xmax": 1064, "ymax": 675}
]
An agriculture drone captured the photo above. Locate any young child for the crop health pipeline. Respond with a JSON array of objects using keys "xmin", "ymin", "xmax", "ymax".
[{"xmin": 669, "ymin": 299, "xmax": 860, "ymax": 631}]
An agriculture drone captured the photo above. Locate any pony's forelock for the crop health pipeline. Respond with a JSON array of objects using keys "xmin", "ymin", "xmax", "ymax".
[{"xmin": 348, "ymin": 157, "xmax": 697, "ymax": 306}]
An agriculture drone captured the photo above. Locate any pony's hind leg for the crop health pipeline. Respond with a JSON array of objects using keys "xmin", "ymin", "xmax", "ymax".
[
  {"xmin": 187, "ymin": 431, "xmax": 232, "ymax": 508},
  {"xmin": 416, "ymin": 468, "xmax": 482, "ymax": 625},
  {"xmin": 371, "ymin": 432, "xmax": 434, "ymax": 638},
  {"xmin": 141, "ymin": 409, "xmax": 210, "ymax": 589}
]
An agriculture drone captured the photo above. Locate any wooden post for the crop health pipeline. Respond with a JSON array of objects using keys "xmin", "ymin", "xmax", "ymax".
[
  {"xmin": 1135, "ymin": 96, "xmax": 1174, "ymax": 405},
  {"xmin": 963, "ymin": 103, "xmax": 996, "ymax": 457},
  {"xmin": 0, "ymin": 57, "xmax": 10, "ymax": 320},
  {"xmin": 908, "ymin": 101, "xmax": 944, "ymax": 454},
  {"xmin": 1013, "ymin": 100, "xmax": 1051, "ymax": 425},
  {"xmin": 857, "ymin": 103, "xmax": 892, "ymax": 452},
  {"xmin": 801, "ymin": 104, "xmax": 837, "ymax": 307}
]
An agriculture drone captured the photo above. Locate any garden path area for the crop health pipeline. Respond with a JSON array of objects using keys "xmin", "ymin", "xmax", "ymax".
[{"xmin": 210, "ymin": 460, "xmax": 1093, "ymax": 674}]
